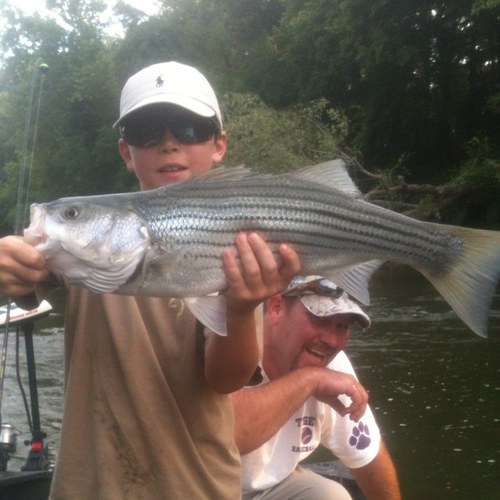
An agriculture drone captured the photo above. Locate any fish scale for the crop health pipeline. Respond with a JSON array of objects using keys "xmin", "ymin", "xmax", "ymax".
[{"xmin": 134, "ymin": 179, "xmax": 449, "ymax": 271}]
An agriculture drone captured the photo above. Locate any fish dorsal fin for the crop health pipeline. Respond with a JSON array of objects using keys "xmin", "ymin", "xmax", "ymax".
[
  {"xmin": 172, "ymin": 160, "xmax": 359, "ymax": 197},
  {"xmin": 193, "ymin": 165, "xmax": 254, "ymax": 182},
  {"xmin": 288, "ymin": 159, "xmax": 361, "ymax": 197}
]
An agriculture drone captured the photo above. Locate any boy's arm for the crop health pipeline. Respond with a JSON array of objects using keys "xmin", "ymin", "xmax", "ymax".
[{"xmin": 204, "ymin": 233, "xmax": 300, "ymax": 393}]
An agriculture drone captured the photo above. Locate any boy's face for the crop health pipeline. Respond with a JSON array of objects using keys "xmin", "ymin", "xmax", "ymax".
[{"xmin": 118, "ymin": 105, "xmax": 227, "ymax": 190}]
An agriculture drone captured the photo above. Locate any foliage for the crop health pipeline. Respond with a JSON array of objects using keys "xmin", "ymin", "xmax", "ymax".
[
  {"xmin": 222, "ymin": 94, "xmax": 347, "ymax": 172},
  {"xmin": 0, "ymin": 0, "xmax": 499, "ymax": 234},
  {"xmin": 449, "ymin": 138, "xmax": 500, "ymax": 226},
  {"xmin": 258, "ymin": 0, "xmax": 500, "ymax": 184}
]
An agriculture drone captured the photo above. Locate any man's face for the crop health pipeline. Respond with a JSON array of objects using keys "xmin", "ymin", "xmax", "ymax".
[
  {"xmin": 118, "ymin": 106, "xmax": 227, "ymax": 190},
  {"xmin": 263, "ymin": 295, "xmax": 354, "ymax": 379}
]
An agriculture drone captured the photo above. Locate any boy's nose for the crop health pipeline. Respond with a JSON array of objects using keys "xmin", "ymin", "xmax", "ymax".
[{"xmin": 159, "ymin": 131, "xmax": 180, "ymax": 152}]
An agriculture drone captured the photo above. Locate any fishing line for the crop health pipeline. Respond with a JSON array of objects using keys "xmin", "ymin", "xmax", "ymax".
[
  {"xmin": 22, "ymin": 64, "xmax": 48, "ymax": 230},
  {"xmin": 14, "ymin": 61, "xmax": 48, "ymax": 235}
]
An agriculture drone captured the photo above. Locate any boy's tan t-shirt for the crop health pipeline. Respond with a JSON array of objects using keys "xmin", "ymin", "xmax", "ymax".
[{"xmin": 49, "ymin": 287, "xmax": 240, "ymax": 499}]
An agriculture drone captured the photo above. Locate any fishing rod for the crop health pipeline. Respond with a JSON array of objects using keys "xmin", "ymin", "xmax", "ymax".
[
  {"xmin": 0, "ymin": 61, "xmax": 49, "ymax": 472},
  {"xmin": 14, "ymin": 61, "xmax": 49, "ymax": 234}
]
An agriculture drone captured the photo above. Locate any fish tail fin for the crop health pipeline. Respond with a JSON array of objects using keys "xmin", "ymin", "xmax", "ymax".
[{"xmin": 420, "ymin": 225, "xmax": 500, "ymax": 337}]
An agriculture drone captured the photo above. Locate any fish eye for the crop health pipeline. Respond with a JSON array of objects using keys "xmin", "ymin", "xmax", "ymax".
[{"xmin": 63, "ymin": 206, "xmax": 80, "ymax": 219}]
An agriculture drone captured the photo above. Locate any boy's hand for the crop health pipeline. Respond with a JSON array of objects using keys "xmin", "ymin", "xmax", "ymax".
[
  {"xmin": 222, "ymin": 232, "xmax": 301, "ymax": 313},
  {"xmin": 0, "ymin": 236, "xmax": 49, "ymax": 297}
]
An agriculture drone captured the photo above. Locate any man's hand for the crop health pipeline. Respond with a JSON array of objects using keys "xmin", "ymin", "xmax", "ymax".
[
  {"xmin": 312, "ymin": 368, "xmax": 369, "ymax": 422},
  {"xmin": 0, "ymin": 236, "xmax": 49, "ymax": 297}
]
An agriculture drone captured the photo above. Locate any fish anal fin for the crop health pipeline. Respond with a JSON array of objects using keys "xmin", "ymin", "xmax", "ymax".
[
  {"xmin": 185, "ymin": 295, "xmax": 228, "ymax": 336},
  {"xmin": 327, "ymin": 260, "xmax": 385, "ymax": 305}
]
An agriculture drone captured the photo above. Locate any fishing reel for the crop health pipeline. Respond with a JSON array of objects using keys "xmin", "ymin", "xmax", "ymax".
[
  {"xmin": 0, "ymin": 300, "xmax": 52, "ymax": 473},
  {"xmin": 0, "ymin": 423, "xmax": 17, "ymax": 471}
]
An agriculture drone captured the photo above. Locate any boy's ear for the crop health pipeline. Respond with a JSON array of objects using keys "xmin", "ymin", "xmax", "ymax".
[
  {"xmin": 118, "ymin": 138, "xmax": 135, "ymax": 172},
  {"xmin": 212, "ymin": 131, "xmax": 227, "ymax": 164}
]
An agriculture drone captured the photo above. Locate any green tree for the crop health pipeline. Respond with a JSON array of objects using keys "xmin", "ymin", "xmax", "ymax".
[
  {"xmin": 222, "ymin": 93, "xmax": 348, "ymax": 172},
  {"xmin": 248, "ymin": 0, "xmax": 499, "ymax": 184},
  {"xmin": 0, "ymin": 0, "xmax": 130, "ymax": 233},
  {"xmin": 1, "ymin": 0, "xmax": 498, "ymax": 232}
]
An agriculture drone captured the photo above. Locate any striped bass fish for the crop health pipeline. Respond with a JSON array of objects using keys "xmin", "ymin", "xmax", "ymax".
[{"xmin": 23, "ymin": 160, "xmax": 500, "ymax": 337}]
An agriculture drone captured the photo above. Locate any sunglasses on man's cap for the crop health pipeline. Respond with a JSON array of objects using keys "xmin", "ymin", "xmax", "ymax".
[{"xmin": 282, "ymin": 278, "xmax": 344, "ymax": 299}]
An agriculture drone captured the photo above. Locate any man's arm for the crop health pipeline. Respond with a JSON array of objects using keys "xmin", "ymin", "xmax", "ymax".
[
  {"xmin": 232, "ymin": 366, "xmax": 368, "ymax": 454},
  {"xmin": 351, "ymin": 441, "xmax": 401, "ymax": 500}
]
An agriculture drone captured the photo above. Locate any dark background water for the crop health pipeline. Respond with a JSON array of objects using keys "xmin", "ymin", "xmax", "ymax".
[
  {"xmin": 312, "ymin": 265, "xmax": 500, "ymax": 500},
  {"xmin": 1, "ymin": 265, "xmax": 499, "ymax": 499}
]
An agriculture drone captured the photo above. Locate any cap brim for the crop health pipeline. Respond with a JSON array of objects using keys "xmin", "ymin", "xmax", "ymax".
[
  {"xmin": 299, "ymin": 294, "xmax": 371, "ymax": 329},
  {"xmin": 113, "ymin": 95, "xmax": 219, "ymax": 128}
]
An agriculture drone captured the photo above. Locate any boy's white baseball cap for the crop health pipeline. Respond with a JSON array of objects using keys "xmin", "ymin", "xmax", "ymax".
[{"xmin": 114, "ymin": 61, "xmax": 222, "ymax": 127}]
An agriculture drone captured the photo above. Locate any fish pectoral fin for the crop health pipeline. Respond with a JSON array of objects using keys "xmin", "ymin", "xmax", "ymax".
[
  {"xmin": 145, "ymin": 245, "xmax": 186, "ymax": 275},
  {"xmin": 185, "ymin": 295, "xmax": 227, "ymax": 336},
  {"xmin": 288, "ymin": 159, "xmax": 361, "ymax": 197},
  {"xmin": 328, "ymin": 260, "xmax": 385, "ymax": 305}
]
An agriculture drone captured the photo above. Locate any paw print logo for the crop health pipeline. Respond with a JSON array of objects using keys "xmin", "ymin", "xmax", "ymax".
[{"xmin": 349, "ymin": 421, "xmax": 371, "ymax": 450}]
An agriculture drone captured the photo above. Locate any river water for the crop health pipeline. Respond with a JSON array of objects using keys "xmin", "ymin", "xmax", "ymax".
[{"xmin": 1, "ymin": 265, "xmax": 499, "ymax": 499}]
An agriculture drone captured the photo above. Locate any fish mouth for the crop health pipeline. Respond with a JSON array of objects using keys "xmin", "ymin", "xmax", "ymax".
[
  {"xmin": 23, "ymin": 206, "xmax": 48, "ymax": 247},
  {"xmin": 24, "ymin": 227, "xmax": 53, "ymax": 254},
  {"xmin": 24, "ymin": 231, "xmax": 47, "ymax": 246}
]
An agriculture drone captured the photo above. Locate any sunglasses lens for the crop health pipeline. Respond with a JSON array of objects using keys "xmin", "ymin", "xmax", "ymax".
[
  {"xmin": 315, "ymin": 279, "xmax": 344, "ymax": 298},
  {"xmin": 283, "ymin": 279, "xmax": 344, "ymax": 298},
  {"xmin": 171, "ymin": 121, "xmax": 217, "ymax": 144},
  {"xmin": 121, "ymin": 122, "xmax": 162, "ymax": 147},
  {"xmin": 121, "ymin": 116, "xmax": 218, "ymax": 148}
]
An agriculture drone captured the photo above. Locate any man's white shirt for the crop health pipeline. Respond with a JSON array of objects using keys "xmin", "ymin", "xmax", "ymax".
[{"xmin": 241, "ymin": 351, "xmax": 381, "ymax": 493}]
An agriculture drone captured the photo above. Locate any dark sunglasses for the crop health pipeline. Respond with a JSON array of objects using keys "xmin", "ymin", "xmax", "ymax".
[
  {"xmin": 283, "ymin": 278, "xmax": 344, "ymax": 298},
  {"xmin": 120, "ymin": 116, "xmax": 220, "ymax": 148}
]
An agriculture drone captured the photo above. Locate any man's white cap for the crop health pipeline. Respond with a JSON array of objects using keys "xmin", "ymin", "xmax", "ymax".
[
  {"xmin": 114, "ymin": 61, "xmax": 222, "ymax": 127},
  {"xmin": 283, "ymin": 275, "xmax": 371, "ymax": 329}
]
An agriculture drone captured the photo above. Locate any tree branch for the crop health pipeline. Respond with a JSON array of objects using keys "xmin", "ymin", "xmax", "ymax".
[{"xmin": 341, "ymin": 153, "xmax": 469, "ymax": 221}]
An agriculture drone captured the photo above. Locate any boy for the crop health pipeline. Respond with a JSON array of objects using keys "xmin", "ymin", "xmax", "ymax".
[{"xmin": 0, "ymin": 61, "xmax": 300, "ymax": 498}]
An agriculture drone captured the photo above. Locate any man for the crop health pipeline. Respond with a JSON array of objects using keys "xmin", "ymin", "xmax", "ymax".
[
  {"xmin": 232, "ymin": 275, "xmax": 400, "ymax": 499},
  {"xmin": 0, "ymin": 61, "xmax": 300, "ymax": 499}
]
